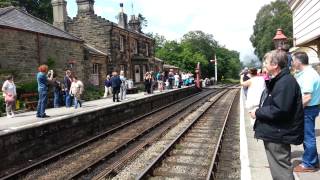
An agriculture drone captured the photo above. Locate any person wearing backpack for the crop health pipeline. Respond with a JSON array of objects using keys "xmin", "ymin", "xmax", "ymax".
[{"xmin": 2, "ymin": 75, "xmax": 16, "ymax": 118}]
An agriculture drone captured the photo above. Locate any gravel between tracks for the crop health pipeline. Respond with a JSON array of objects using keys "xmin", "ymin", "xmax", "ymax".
[{"xmin": 112, "ymin": 92, "xmax": 225, "ymax": 180}]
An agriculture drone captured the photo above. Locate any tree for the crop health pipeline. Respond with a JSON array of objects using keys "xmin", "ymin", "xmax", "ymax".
[
  {"xmin": 138, "ymin": 13, "xmax": 148, "ymax": 28},
  {"xmin": 154, "ymin": 30, "xmax": 241, "ymax": 80},
  {"xmin": 250, "ymin": 0, "xmax": 292, "ymax": 60},
  {"xmin": 0, "ymin": 0, "xmax": 53, "ymax": 23}
]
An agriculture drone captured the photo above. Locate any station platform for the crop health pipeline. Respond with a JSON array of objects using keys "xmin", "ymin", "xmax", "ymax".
[
  {"xmin": 240, "ymin": 90, "xmax": 320, "ymax": 180},
  {"xmin": 0, "ymin": 91, "xmax": 151, "ymax": 133}
]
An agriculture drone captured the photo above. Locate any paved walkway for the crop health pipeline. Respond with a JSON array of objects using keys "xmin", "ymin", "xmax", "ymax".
[{"xmin": 240, "ymin": 90, "xmax": 320, "ymax": 180}]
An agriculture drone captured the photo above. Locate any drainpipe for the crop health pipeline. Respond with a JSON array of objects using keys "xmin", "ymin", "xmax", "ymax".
[{"xmin": 36, "ymin": 33, "xmax": 41, "ymax": 66}]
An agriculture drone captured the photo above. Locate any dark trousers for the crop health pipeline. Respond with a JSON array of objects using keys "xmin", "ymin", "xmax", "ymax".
[
  {"xmin": 112, "ymin": 87, "xmax": 120, "ymax": 102},
  {"xmin": 264, "ymin": 141, "xmax": 294, "ymax": 180}
]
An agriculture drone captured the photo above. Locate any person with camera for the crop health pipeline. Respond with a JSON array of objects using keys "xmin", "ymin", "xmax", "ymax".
[
  {"xmin": 36, "ymin": 65, "xmax": 53, "ymax": 118},
  {"xmin": 2, "ymin": 75, "xmax": 17, "ymax": 118}
]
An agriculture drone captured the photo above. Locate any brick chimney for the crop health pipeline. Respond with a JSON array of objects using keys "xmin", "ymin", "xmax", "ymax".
[
  {"xmin": 51, "ymin": 0, "xmax": 68, "ymax": 31},
  {"xmin": 76, "ymin": 0, "xmax": 94, "ymax": 14},
  {"xmin": 118, "ymin": 3, "xmax": 128, "ymax": 29},
  {"xmin": 128, "ymin": 15, "xmax": 141, "ymax": 32}
]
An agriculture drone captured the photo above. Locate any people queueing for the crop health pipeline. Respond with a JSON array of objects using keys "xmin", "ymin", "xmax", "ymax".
[
  {"xmin": 70, "ymin": 76, "xmax": 84, "ymax": 109},
  {"xmin": 2, "ymin": 75, "xmax": 17, "ymax": 118},
  {"xmin": 111, "ymin": 71, "xmax": 122, "ymax": 102},
  {"xmin": 103, "ymin": 75, "xmax": 112, "ymax": 98},
  {"xmin": 36, "ymin": 65, "xmax": 53, "ymax": 118},
  {"xmin": 64, "ymin": 70, "xmax": 73, "ymax": 107},
  {"xmin": 249, "ymin": 50, "xmax": 304, "ymax": 180},
  {"xmin": 292, "ymin": 52, "xmax": 320, "ymax": 172},
  {"xmin": 52, "ymin": 73, "xmax": 62, "ymax": 108},
  {"xmin": 144, "ymin": 72, "xmax": 152, "ymax": 94},
  {"xmin": 240, "ymin": 68, "xmax": 265, "ymax": 112},
  {"xmin": 119, "ymin": 70, "xmax": 127, "ymax": 100}
]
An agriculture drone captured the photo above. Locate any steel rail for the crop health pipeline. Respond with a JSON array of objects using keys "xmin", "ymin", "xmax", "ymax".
[
  {"xmin": 67, "ymin": 89, "xmax": 223, "ymax": 179},
  {"xmin": 1, "ymin": 89, "xmax": 204, "ymax": 180},
  {"xmin": 206, "ymin": 90, "xmax": 239, "ymax": 180},
  {"xmin": 135, "ymin": 89, "xmax": 232, "ymax": 180}
]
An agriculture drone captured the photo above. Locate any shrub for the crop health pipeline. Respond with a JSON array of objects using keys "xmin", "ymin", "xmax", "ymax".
[
  {"xmin": 82, "ymin": 85, "xmax": 104, "ymax": 101},
  {"xmin": 0, "ymin": 95, "xmax": 4, "ymax": 116}
]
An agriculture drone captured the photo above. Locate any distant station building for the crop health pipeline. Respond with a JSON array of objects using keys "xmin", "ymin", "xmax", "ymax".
[
  {"xmin": 0, "ymin": 0, "xmax": 161, "ymax": 86},
  {"xmin": 0, "ymin": 6, "xmax": 86, "ymax": 83},
  {"xmin": 54, "ymin": 0, "xmax": 157, "ymax": 84},
  {"xmin": 289, "ymin": 0, "xmax": 320, "ymax": 65}
]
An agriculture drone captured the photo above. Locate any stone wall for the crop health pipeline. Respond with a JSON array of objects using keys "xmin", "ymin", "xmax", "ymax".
[{"xmin": 0, "ymin": 28, "xmax": 84, "ymax": 84}]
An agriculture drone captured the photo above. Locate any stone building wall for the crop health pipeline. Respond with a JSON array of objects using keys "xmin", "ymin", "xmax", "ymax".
[
  {"xmin": 68, "ymin": 14, "xmax": 112, "ymax": 54},
  {"xmin": 0, "ymin": 27, "xmax": 84, "ymax": 84}
]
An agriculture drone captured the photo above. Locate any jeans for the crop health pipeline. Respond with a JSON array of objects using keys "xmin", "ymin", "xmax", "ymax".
[
  {"xmin": 37, "ymin": 90, "xmax": 48, "ymax": 117},
  {"xmin": 113, "ymin": 87, "xmax": 120, "ymax": 102},
  {"xmin": 65, "ymin": 91, "xmax": 71, "ymax": 107},
  {"xmin": 53, "ymin": 91, "xmax": 60, "ymax": 108},
  {"xmin": 74, "ymin": 96, "xmax": 81, "ymax": 109},
  {"xmin": 302, "ymin": 106, "xmax": 320, "ymax": 168},
  {"xmin": 120, "ymin": 86, "xmax": 126, "ymax": 100}
]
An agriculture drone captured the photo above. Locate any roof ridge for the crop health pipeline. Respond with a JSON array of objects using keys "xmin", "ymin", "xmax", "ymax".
[
  {"xmin": 13, "ymin": 7, "xmax": 83, "ymax": 42},
  {"xmin": 0, "ymin": 6, "xmax": 15, "ymax": 16}
]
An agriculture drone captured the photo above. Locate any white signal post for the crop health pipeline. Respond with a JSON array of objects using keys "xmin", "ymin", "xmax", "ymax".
[{"xmin": 210, "ymin": 55, "xmax": 218, "ymax": 84}]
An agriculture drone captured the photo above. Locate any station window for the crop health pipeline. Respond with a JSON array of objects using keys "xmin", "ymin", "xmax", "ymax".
[
  {"xmin": 92, "ymin": 63, "xmax": 99, "ymax": 74},
  {"xmin": 146, "ymin": 43, "xmax": 149, "ymax": 57},
  {"xmin": 133, "ymin": 39, "xmax": 138, "ymax": 54},
  {"xmin": 120, "ymin": 35, "xmax": 124, "ymax": 52}
]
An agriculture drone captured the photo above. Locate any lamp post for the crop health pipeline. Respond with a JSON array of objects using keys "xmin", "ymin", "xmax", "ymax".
[
  {"xmin": 273, "ymin": 28, "xmax": 288, "ymax": 50},
  {"xmin": 210, "ymin": 55, "xmax": 218, "ymax": 84}
]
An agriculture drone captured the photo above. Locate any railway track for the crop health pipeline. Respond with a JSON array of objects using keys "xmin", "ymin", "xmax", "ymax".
[
  {"xmin": 135, "ymin": 89, "xmax": 239, "ymax": 180},
  {"xmin": 1, "ymin": 85, "xmax": 235, "ymax": 180}
]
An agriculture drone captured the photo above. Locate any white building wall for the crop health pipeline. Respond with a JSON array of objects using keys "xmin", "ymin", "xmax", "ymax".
[{"xmin": 290, "ymin": 0, "xmax": 320, "ymax": 46}]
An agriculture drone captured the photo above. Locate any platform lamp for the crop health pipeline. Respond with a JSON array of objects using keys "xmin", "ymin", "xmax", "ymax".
[
  {"xmin": 273, "ymin": 28, "xmax": 288, "ymax": 50},
  {"xmin": 210, "ymin": 55, "xmax": 218, "ymax": 84}
]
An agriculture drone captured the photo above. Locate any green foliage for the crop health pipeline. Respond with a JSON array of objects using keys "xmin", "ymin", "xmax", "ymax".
[
  {"xmin": 16, "ymin": 80, "xmax": 37, "ymax": 94},
  {"xmin": 138, "ymin": 13, "xmax": 148, "ymax": 28},
  {"xmin": 0, "ymin": 96, "xmax": 5, "ymax": 116},
  {"xmin": 47, "ymin": 56, "xmax": 56, "ymax": 69},
  {"xmin": 155, "ymin": 30, "xmax": 241, "ymax": 80},
  {"xmin": 250, "ymin": 0, "xmax": 293, "ymax": 60},
  {"xmin": 0, "ymin": 0, "xmax": 53, "ymax": 23},
  {"xmin": 82, "ymin": 85, "xmax": 104, "ymax": 101}
]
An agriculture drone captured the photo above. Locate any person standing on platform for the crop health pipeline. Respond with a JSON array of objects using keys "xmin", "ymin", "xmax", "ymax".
[
  {"xmin": 240, "ymin": 68, "xmax": 265, "ymax": 112},
  {"xmin": 119, "ymin": 70, "xmax": 127, "ymax": 100},
  {"xmin": 64, "ymin": 70, "xmax": 72, "ymax": 107},
  {"xmin": 103, "ymin": 75, "xmax": 112, "ymax": 98},
  {"xmin": 2, "ymin": 75, "xmax": 17, "ymax": 118},
  {"xmin": 36, "ymin": 65, "xmax": 53, "ymax": 118},
  {"xmin": 70, "ymin": 76, "xmax": 84, "ymax": 109},
  {"xmin": 111, "ymin": 71, "xmax": 121, "ymax": 102},
  {"xmin": 249, "ymin": 50, "xmax": 304, "ymax": 180},
  {"xmin": 292, "ymin": 52, "xmax": 320, "ymax": 172},
  {"xmin": 52, "ymin": 73, "xmax": 62, "ymax": 108}
]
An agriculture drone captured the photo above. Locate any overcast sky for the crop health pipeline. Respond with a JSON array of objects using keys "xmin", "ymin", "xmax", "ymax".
[{"xmin": 66, "ymin": 0, "xmax": 275, "ymax": 61}]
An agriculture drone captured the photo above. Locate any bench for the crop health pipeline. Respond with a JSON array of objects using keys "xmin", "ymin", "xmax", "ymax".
[
  {"xmin": 20, "ymin": 92, "xmax": 38, "ymax": 111},
  {"xmin": 126, "ymin": 87, "xmax": 138, "ymax": 94}
]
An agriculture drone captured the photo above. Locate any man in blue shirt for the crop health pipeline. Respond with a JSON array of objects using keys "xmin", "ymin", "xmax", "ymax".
[{"xmin": 293, "ymin": 52, "xmax": 320, "ymax": 172}]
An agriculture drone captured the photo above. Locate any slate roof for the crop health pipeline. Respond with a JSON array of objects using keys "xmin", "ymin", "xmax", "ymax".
[{"xmin": 0, "ymin": 6, "xmax": 82, "ymax": 42}]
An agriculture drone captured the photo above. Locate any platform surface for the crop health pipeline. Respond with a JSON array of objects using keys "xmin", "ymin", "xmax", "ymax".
[{"xmin": 240, "ymin": 89, "xmax": 320, "ymax": 180}]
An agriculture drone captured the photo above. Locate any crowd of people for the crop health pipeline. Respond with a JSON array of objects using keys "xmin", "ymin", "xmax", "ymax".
[
  {"xmin": 1, "ymin": 67, "xmax": 195, "ymax": 119},
  {"xmin": 241, "ymin": 50, "xmax": 320, "ymax": 180}
]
